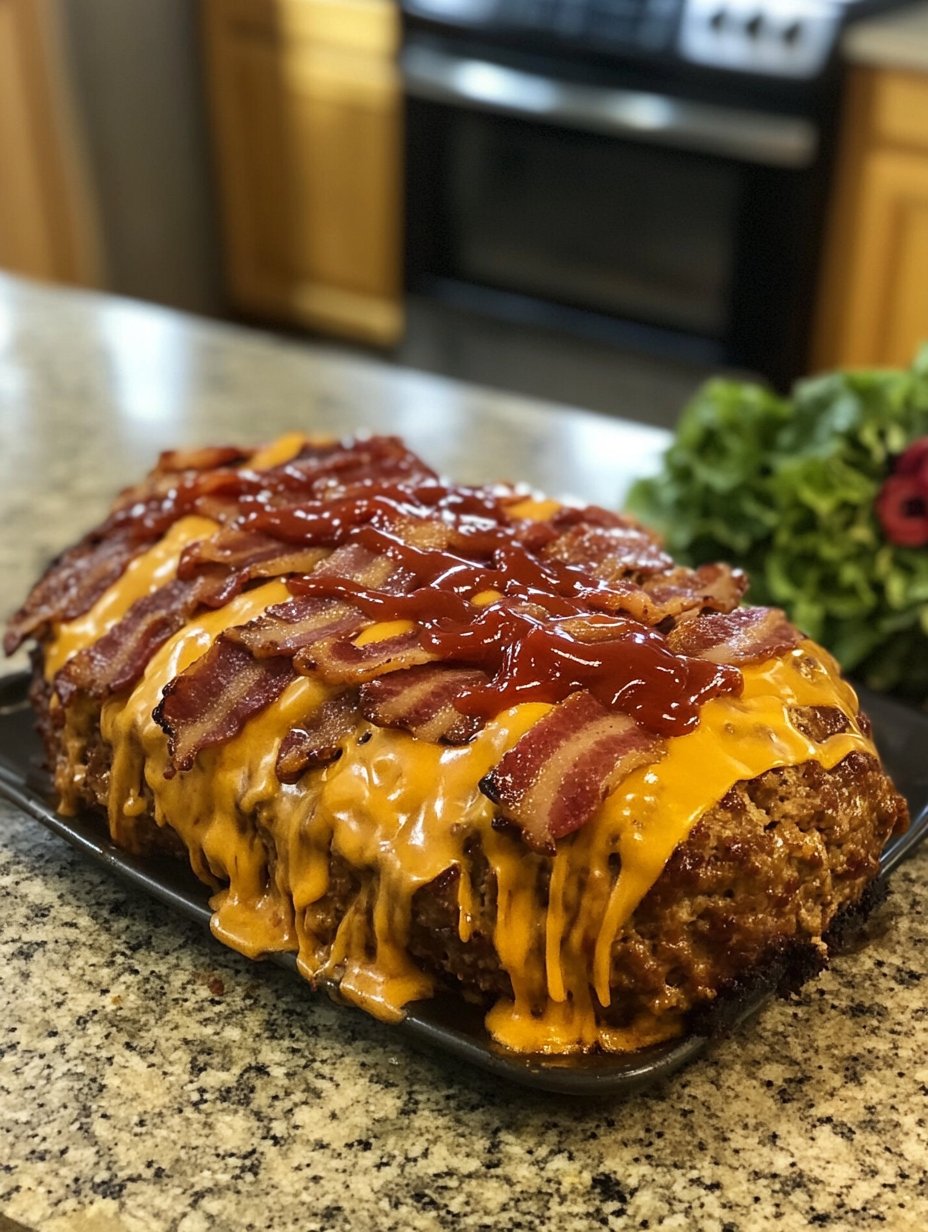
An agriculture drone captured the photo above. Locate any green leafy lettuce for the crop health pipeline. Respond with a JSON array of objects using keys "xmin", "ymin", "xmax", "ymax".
[{"xmin": 626, "ymin": 350, "xmax": 928, "ymax": 702}]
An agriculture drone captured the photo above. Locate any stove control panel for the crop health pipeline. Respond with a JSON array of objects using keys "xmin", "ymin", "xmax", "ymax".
[
  {"xmin": 404, "ymin": 0, "xmax": 685, "ymax": 56},
  {"xmin": 403, "ymin": 0, "xmax": 875, "ymax": 75},
  {"xmin": 678, "ymin": 0, "xmax": 839, "ymax": 77}
]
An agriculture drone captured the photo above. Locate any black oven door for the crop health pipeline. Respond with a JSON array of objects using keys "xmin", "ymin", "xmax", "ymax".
[{"xmin": 403, "ymin": 40, "xmax": 825, "ymax": 389}]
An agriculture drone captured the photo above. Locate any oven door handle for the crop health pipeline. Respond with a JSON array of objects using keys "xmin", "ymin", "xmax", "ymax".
[{"xmin": 401, "ymin": 45, "xmax": 818, "ymax": 169}]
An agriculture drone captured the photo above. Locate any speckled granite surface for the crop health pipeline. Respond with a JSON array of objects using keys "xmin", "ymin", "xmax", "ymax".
[{"xmin": 1, "ymin": 275, "xmax": 927, "ymax": 1232}]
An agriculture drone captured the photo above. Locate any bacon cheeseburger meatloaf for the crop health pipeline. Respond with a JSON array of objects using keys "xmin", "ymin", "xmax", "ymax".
[{"xmin": 6, "ymin": 435, "xmax": 909, "ymax": 1055}]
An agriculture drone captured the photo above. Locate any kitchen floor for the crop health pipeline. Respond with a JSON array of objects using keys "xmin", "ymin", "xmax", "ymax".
[{"xmin": 393, "ymin": 296, "xmax": 737, "ymax": 429}]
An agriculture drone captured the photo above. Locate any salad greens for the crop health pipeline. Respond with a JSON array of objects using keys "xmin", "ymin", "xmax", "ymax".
[{"xmin": 626, "ymin": 350, "xmax": 928, "ymax": 702}]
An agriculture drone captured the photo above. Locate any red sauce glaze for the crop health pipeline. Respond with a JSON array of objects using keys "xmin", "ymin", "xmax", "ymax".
[
  {"xmin": 101, "ymin": 437, "xmax": 742, "ymax": 738},
  {"xmin": 110, "ymin": 437, "xmax": 438, "ymax": 539},
  {"xmin": 275, "ymin": 492, "xmax": 741, "ymax": 737}
]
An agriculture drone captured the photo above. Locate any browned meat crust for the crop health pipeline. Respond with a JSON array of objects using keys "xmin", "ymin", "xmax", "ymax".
[
  {"xmin": 29, "ymin": 647, "xmax": 906, "ymax": 1035},
  {"xmin": 405, "ymin": 748, "xmax": 904, "ymax": 1025}
]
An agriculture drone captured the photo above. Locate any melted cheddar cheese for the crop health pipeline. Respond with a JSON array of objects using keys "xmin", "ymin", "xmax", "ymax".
[
  {"xmin": 45, "ymin": 515, "xmax": 220, "ymax": 678},
  {"xmin": 46, "ymin": 432, "xmax": 310, "ymax": 679},
  {"xmin": 246, "ymin": 432, "xmax": 309, "ymax": 470},
  {"xmin": 43, "ymin": 438, "xmax": 882, "ymax": 1055}
]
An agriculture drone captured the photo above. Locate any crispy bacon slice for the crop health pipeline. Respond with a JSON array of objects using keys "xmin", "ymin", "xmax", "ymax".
[
  {"xmin": 643, "ymin": 563, "xmax": 747, "ymax": 619},
  {"xmin": 224, "ymin": 543, "xmax": 406, "ymax": 658},
  {"xmin": 552, "ymin": 503, "xmax": 631, "ymax": 530},
  {"xmin": 179, "ymin": 527, "xmax": 328, "ymax": 575},
  {"xmin": 302, "ymin": 625, "xmax": 432, "ymax": 685},
  {"xmin": 668, "ymin": 606, "xmax": 801, "ymax": 665},
  {"xmin": 359, "ymin": 665, "xmax": 488, "ymax": 744},
  {"xmin": 227, "ymin": 596, "xmax": 366, "ymax": 659},
  {"xmin": 100, "ymin": 459, "xmax": 244, "ymax": 533},
  {"xmin": 154, "ymin": 640, "xmax": 293, "ymax": 774},
  {"xmin": 153, "ymin": 540, "xmax": 420, "ymax": 772},
  {"xmin": 302, "ymin": 541, "xmax": 406, "ymax": 590},
  {"xmin": 54, "ymin": 578, "xmax": 208, "ymax": 706},
  {"xmin": 480, "ymin": 690, "xmax": 662, "ymax": 853},
  {"xmin": 561, "ymin": 562, "xmax": 745, "ymax": 628},
  {"xmin": 178, "ymin": 528, "xmax": 329, "ymax": 607},
  {"xmin": 283, "ymin": 435, "xmax": 436, "ymax": 497},
  {"xmin": 544, "ymin": 523, "xmax": 673, "ymax": 582},
  {"xmin": 199, "ymin": 549, "xmax": 332, "ymax": 608},
  {"xmin": 554, "ymin": 614, "xmax": 641, "ymax": 644},
  {"xmin": 4, "ymin": 528, "xmax": 144, "ymax": 655},
  {"xmin": 276, "ymin": 690, "xmax": 360, "ymax": 782}
]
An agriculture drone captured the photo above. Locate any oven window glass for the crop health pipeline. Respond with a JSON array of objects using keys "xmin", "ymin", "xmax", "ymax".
[{"xmin": 446, "ymin": 113, "xmax": 743, "ymax": 338}]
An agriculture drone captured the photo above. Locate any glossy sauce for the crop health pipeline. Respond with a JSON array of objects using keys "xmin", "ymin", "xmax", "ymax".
[
  {"xmin": 285, "ymin": 516, "xmax": 740, "ymax": 734},
  {"xmin": 79, "ymin": 445, "xmax": 741, "ymax": 736}
]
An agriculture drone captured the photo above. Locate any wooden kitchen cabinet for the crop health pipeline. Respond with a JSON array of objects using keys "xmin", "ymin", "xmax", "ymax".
[
  {"xmin": 0, "ymin": 0, "xmax": 99, "ymax": 285},
  {"xmin": 814, "ymin": 66, "xmax": 928, "ymax": 369},
  {"xmin": 203, "ymin": 0, "xmax": 403, "ymax": 346}
]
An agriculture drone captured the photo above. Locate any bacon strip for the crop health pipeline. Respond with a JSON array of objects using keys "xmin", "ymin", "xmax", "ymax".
[
  {"xmin": 544, "ymin": 523, "xmax": 673, "ymax": 582},
  {"xmin": 591, "ymin": 562, "xmax": 747, "ymax": 626},
  {"xmin": 312, "ymin": 541, "xmax": 407, "ymax": 587},
  {"xmin": 359, "ymin": 665, "xmax": 488, "ymax": 744},
  {"xmin": 227, "ymin": 597, "xmax": 366, "ymax": 658},
  {"xmin": 4, "ymin": 528, "xmax": 145, "ymax": 655},
  {"xmin": 199, "ymin": 549, "xmax": 332, "ymax": 608},
  {"xmin": 3, "ymin": 439, "xmax": 431, "ymax": 657},
  {"xmin": 302, "ymin": 626, "xmax": 432, "ymax": 685},
  {"xmin": 480, "ymin": 690, "xmax": 662, "ymax": 853},
  {"xmin": 178, "ymin": 528, "xmax": 329, "ymax": 607},
  {"xmin": 152, "ymin": 541, "xmax": 416, "ymax": 773},
  {"xmin": 154, "ymin": 640, "xmax": 293, "ymax": 774},
  {"xmin": 642, "ymin": 563, "xmax": 747, "ymax": 619},
  {"xmin": 668, "ymin": 606, "xmax": 801, "ymax": 665},
  {"xmin": 54, "ymin": 578, "xmax": 208, "ymax": 706},
  {"xmin": 276, "ymin": 690, "xmax": 360, "ymax": 782},
  {"xmin": 179, "ymin": 527, "xmax": 328, "ymax": 575},
  {"xmin": 224, "ymin": 544, "xmax": 405, "ymax": 658},
  {"xmin": 283, "ymin": 436, "xmax": 436, "ymax": 496}
]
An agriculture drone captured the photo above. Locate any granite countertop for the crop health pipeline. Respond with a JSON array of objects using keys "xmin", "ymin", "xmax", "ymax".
[
  {"xmin": 845, "ymin": 2, "xmax": 928, "ymax": 73},
  {"xmin": 2, "ymin": 275, "xmax": 927, "ymax": 1232}
]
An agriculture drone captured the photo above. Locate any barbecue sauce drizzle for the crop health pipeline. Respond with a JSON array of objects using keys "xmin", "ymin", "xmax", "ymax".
[
  {"xmin": 247, "ymin": 481, "xmax": 741, "ymax": 735},
  {"xmin": 36, "ymin": 430, "xmax": 738, "ymax": 741}
]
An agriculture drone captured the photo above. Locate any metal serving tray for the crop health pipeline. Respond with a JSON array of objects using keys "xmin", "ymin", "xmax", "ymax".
[{"xmin": 1, "ymin": 670, "xmax": 926, "ymax": 1095}]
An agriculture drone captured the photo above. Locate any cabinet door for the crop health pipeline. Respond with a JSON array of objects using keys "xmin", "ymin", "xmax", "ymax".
[
  {"xmin": 839, "ymin": 149, "xmax": 928, "ymax": 368},
  {"xmin": 204, "ymin": 0, "xmax": 403, "ymax": 346},
  {"xmin": 813, "ymin": 67, "xmax": 928, "ymax": 371},
  {"xmin": 0, "ymin": 0, "xmax": 98, "ymax": 283}
]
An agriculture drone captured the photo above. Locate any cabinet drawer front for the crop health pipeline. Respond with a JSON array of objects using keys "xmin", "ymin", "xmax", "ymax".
[{"xmin": 221, "ymin": 0, "xmax": 398, "ymax": 56}]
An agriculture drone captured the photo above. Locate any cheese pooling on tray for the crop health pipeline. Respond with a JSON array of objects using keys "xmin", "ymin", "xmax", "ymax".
[{"xmin": 7, "ymin": 435, "xmax": 908, "ymax": 1054}]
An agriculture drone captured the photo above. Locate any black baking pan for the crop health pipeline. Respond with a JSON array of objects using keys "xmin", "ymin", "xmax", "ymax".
[{"xmin": 1, "ymin": 669, "xmax": 926, "ymax": 1095}]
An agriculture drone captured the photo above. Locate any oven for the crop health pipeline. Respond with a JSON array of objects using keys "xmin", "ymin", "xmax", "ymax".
[{"xmin": 402, "ymin": 1, "xmax": 907, "ymax": 389}]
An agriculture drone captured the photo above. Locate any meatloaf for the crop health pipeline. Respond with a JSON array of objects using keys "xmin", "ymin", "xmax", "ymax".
[{"xmin": 6, "ymin": 434, "xmax": 908, "ymax": 1055}]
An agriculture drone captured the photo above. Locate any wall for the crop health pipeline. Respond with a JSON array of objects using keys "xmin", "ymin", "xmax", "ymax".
[{"xmin": 58, "ymin": 0, "xmax": 223, "ymax": 315}]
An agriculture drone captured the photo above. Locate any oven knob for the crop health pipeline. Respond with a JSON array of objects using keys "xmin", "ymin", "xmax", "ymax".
[
  {"xmin": 745, "ymin": 11, "xmax": 763, "ymax": 39},
  {"xmin": 783, "ymin": 20, "xmax": 802, "ymax": 45},
  {"xmin": 709, "ymin": 7, "xmax": 725, "ymax": 31}
]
